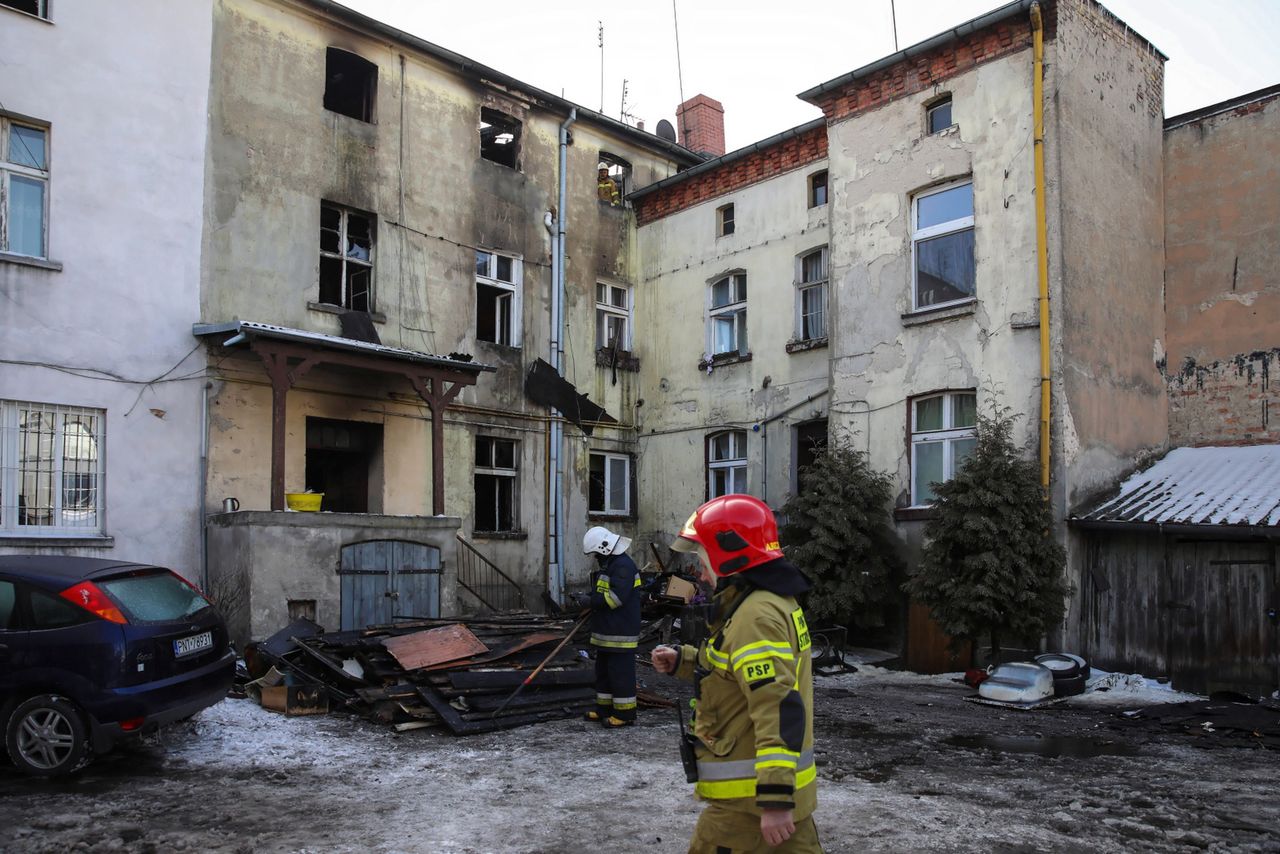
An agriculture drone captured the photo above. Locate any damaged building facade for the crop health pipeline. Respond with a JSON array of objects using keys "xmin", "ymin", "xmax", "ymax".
[
  {"xmin": 632, "ymin": 0, "xmax": 1171, "ymax": 665},
  {"xmin": 195, "ymin": 0, "xmax": 699, "ymax": 641}
]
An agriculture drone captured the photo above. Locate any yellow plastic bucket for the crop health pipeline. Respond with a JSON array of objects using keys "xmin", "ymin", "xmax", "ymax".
[{"xmin": 285, "ymin": 493, "xmax": 323, "ymax": 511}]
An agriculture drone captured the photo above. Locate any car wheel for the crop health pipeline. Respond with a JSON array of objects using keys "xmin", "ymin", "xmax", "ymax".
[
  {"xmin": 5, "ymin": 695, "xmax": 92, "ymax": 777},
  {"xmin": 1053, "ymin": 673, "xmax": 1087, "ymax": 697}
]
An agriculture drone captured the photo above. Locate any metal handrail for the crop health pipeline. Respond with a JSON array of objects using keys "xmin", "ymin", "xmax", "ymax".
[{"xmin": 455, "ymin": 534, "xmax": 526, "ymax": 613}]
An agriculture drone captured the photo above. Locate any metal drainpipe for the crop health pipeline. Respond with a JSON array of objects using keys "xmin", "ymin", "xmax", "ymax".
[
  {"xmin": 547, "ymin": 108, "xmax": 576, "ymax": 605},
  {"xmin": 1031, "ymin": 2, "xmax": 1052, "ymax": 493}
]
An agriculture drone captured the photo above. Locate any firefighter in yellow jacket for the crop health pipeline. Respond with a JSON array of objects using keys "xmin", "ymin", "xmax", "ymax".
[{"xmin": 652, "ymin": 494, "xmax": 821, "ymax": 853}]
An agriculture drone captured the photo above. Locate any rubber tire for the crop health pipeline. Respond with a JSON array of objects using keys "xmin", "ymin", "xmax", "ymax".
[
  {"xmin": 1053, "ymin": 673, "xmax": 1087, "ymax": 697},
  {"xmin": 5, "ymin": 694, "xmax": 92, "ymax": 778},
  {"xmin": 1035, "ymin": 653, "xmax": 1081, "ymax": 680}
]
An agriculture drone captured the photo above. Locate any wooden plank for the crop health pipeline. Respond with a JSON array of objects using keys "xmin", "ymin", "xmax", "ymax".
[
  {"xmin": 382, "ymin": 623, "xmax": 488, "ymax": 671},
  {"xmin": 447, "ymin": 667, "xmax": 595, "ymax": 691},
  {"xmin": 422, "ymin": 630, "xmax": 566, "ymax": 671}
]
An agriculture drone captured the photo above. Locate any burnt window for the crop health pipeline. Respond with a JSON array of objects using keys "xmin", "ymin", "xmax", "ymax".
[
  {"xmin": 794, "ymin": 419, "xmax": 829, "ymax": 492},
  {"xmin": 597, "ymin": 153, "xmax": 630, "ymax": 206},
  {"xmin": 927, "ymin": 96, "xmax": 953, "ymax": 135},
  {"xmin": 1, "ymin": 1, "xmax": 48, "ymax": 19},
  {"xmin": 474, "ymin": 436, "xmax": 518, "ymax": 532},
  {"xmin": 304, "ymin": 418, "xmax": 383, "ymax": 513},
  {"xmin": 324, "ymin": 48, "xmax": 376, "ymax": 122},
  {"xmin": 809, "ymin": 170, "xmax": 828, "ymax": 208},
  {"xmin": 480, "ymin": 108, "xmax": 521, "ymax": 169},
  {"xmin": 319, "ymin": 201, "xmax": 374, "ymax": 312}
]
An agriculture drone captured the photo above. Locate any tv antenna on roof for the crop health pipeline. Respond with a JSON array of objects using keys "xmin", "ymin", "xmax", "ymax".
[{"xmin": 598, "ymin": 21, "xmax": 605, "ymax": 113}]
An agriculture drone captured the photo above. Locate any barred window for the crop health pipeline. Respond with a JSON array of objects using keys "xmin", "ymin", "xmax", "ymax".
[{"xmin": 1, "ymin": 401, "xmax": 105, "ymax": 535}]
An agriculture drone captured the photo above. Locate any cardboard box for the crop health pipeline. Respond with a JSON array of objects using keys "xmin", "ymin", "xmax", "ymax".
[
  {"xmin": 259, "ymin": 685, "xmax": 329, "ymax": 716},
  {"xmin": 662, "ymin": 575, "xmax": 697, "ymax": 603}
]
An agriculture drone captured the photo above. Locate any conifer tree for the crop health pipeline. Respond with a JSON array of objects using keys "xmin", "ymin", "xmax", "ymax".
[
  {"xmin": 780, "ymin": 438, "xmax": 902, "ymax": 629},
  {"xmin": 903, "ymin": 409, "xmax": 1067, "ymax": 660}
]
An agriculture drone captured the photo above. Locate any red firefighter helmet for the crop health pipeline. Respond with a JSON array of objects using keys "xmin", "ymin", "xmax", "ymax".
[{"xmin": 670, "ymin": 494, "xmax": 784, "ymax": 577}]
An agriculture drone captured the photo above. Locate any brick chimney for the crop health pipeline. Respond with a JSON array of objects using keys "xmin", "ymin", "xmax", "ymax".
[{"xmin": 676, "ymin": 94, "xmax": 725, "ymax": 157}]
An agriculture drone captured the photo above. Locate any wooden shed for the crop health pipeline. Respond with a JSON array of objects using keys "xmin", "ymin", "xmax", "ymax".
[{"xmin": 1070, "ymin": 446, "xmax": 1279, "ymax": 696}]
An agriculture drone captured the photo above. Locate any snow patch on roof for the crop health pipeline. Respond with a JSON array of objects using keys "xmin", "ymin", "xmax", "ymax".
[{"xmin": 1077, "ymin": 445, "xmax": 1280, "ymax": 527}]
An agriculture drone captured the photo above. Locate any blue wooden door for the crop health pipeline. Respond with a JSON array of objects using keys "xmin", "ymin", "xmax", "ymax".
[{"xmin": 339, "ymin": 540, "xmax": 441, "ymax": 630}]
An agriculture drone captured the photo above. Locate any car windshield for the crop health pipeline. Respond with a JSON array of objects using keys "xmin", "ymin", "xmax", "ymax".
[{"xmin": 98, "ymin": 571, "xmax": 211, "ymax": 623}]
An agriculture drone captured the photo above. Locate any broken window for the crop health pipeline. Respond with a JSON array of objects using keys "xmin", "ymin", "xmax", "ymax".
[
  {"xmin": 588, "ymin": 452, "xmax": 631, "ymax": 515},
  {"xmin": 794, "ymin": 419, "xmax": 829, "ymax": 493},
  {"xmin": 927, "ymin": 95, "xmax": 954, "ymax": 135},
  {"xmin": 795, "ymin": 247, "xmax": 828, "ymax": 342},
  {"xmin": 476, "ymin": 249, "xmax": 521, "ymax": 346},
  {"xmin": 1, "ymin": 1, "xmax": 47, "ymax": 19},
  {"xmin": 910, "ymin": 390, "xmax": 977, "ymax": 505},
  {"xmin": 596, "ymin": 153, "xmax": 630, "ymax": 206},
  {"xmin": 716, "ymin": 203, "xmax": 735, "ymax": 237},
  {"xmin": 1, "ymin": 117, "xmax": 49, "ymax": 258},
  {"xmin": 809, "ymin": 170, "xmax": 828, "ymax": 208},
  {"xmin": 474, "ymin": 436, "xmax": 518, "ymax": 532},
  {"xmin": 323, "ymin": 48, "xmax": 376, "ymax": 122},
  {"xmin": 1, "ymin": 401, "xmax": 104, "ymax": 534},
  {"xmin": 595, "ymin": 283, "xmax": 632, "ymax": 350},
  {"xmin": 708, "ymin": 272, "xmax": 747, "ymax": 356},
  {"xmin": 912, "ymin": 180, "xmax": 974, "ymax": 310},
  {"xmin": 479, "ymin": 108, "xmax": 520, "ymax": 169},
  {"xmin": 319, "ymin": 201, "xmax": 374, "ymax": 312},
  {"xmin": 707, "ymin": 430, "xmax": 746, "ymax": 498}
]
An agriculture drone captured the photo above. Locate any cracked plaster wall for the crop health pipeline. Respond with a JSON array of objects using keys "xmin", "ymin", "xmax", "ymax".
[{"xmin": 1163, "ymin": 93, "xmax": 1280, "ymax": 446}]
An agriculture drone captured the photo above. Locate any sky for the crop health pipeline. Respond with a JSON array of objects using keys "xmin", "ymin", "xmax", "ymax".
[{"xmin": 339, "ymin": 0, "xmax": 1280, "ymax": 152}]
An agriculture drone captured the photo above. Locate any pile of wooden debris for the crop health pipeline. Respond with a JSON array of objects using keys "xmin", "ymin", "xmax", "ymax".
[{"xmin": 242, "ymin": 614, "xmax": 601, "ymax": 734}]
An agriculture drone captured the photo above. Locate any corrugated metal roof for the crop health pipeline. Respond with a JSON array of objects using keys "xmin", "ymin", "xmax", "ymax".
[
  {"xmin": 192, "ymin": 321, "xmax": 495, "ymax": 373},
  {"xmin": 1076, "ymin": 446, "xmax": 1280, "ymax": 527}
]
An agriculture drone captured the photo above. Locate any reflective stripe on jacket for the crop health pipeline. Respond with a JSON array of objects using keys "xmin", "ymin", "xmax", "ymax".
[
  {"xmin": 589, "ymin": 551, "xmax": 642, "ymax": 649},
  {"xmin": 674, "ymin": 582, "xmax": 816, "ymax": 817}
]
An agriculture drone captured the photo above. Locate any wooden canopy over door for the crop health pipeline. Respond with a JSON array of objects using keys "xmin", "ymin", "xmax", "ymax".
[{"xmin": 245, "ymin": 337, "xmax": 490, "ymax": 515}]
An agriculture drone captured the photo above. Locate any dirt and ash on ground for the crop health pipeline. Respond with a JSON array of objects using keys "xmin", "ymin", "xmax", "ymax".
[{"xmin": 0, "ymin": 662, "xmax": 1276, "ymax": 854}]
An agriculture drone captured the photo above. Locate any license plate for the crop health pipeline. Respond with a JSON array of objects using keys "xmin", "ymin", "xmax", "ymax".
[{"xmin": 174, "ymin": 631, "xmax": 213, "ymax": 658}]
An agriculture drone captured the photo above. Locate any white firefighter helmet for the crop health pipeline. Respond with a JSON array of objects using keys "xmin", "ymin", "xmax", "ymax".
[{"xmin": 582, "ymin": 525, "xmax": 632, "ymax": 556}]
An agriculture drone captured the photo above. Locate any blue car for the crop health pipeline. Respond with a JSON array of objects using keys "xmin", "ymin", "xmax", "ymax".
[{"xmin": 0, "ymin": 556, "xmax": 235, "ymax": 777}]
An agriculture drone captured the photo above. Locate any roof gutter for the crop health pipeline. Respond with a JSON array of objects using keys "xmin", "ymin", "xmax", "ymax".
[
  {"xmin": 297, "ymin": 0, "xmax": 701, "ymax": 166},
  {"xmin": 1068, "ymin": 518, "xmax": 1280, "ymax": 541}
]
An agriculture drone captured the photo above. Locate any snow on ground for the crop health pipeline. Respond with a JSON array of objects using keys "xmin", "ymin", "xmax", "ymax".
[{"xmin": 1, "ymin": 665, "xmax": 1273, "ymax": 854}]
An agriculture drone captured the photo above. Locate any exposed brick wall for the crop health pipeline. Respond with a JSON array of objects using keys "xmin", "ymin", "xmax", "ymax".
[
  {"xmin": 804, "ymin": 8, "xmax": 1052, "ymax": 123},
  {"xmin": 634, "ymin": 125, "xmax": 827, "ymax": 226},
  {"xmin": 1167, "ymin": 351, "xmax": 1279, "ymax": 446},
  {"xmin": 676, "ymin": 94, "xmax": 725, "ymax": 158}
]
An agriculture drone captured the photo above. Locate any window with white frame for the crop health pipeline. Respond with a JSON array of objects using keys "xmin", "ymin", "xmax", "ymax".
[
  {"xmin": 1, "ymin": 117, "xmax": 49, "ymax": 259},
  {"xmin": 796, "ymin": 247, "xmax": 828, "ymax": 342},
  {"xmin": 1, "ymin": 1, "xmax": 48, "ymax": 20},
  {"xmin": 595, "ymin": 282, "xmax": 632, "ymax": 350},
  {"xmin": 476, "ymin": 249, "xmax": 522, "ymax": 346},
  {"xmin": 474, "ymin": 436, "xmax": 518, "ymax": 532},
  {"xmin": 708, "ymin": 430, "xmax": 747, "ymax": 498},
  {"xmin": 709, "ymin": 273, "xmax": 747, "ymax": 356},
  {"xmin": 319, "ymin": 201, "xmax": 374, "ymax": 312},
  {"xmin": 588, "ymin": 451, "xmax": 631, "ymax": 515},
  {"xmin": 910, "ymin": 391, "xmax": 977, "ymax": 505},
  {"xmin": 912, "ymin": 180, "xmax": 975, "ymax": 310},
  {"xmin": 1, "ymin": 401, "xmax": 105, "ymax": 535}
]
